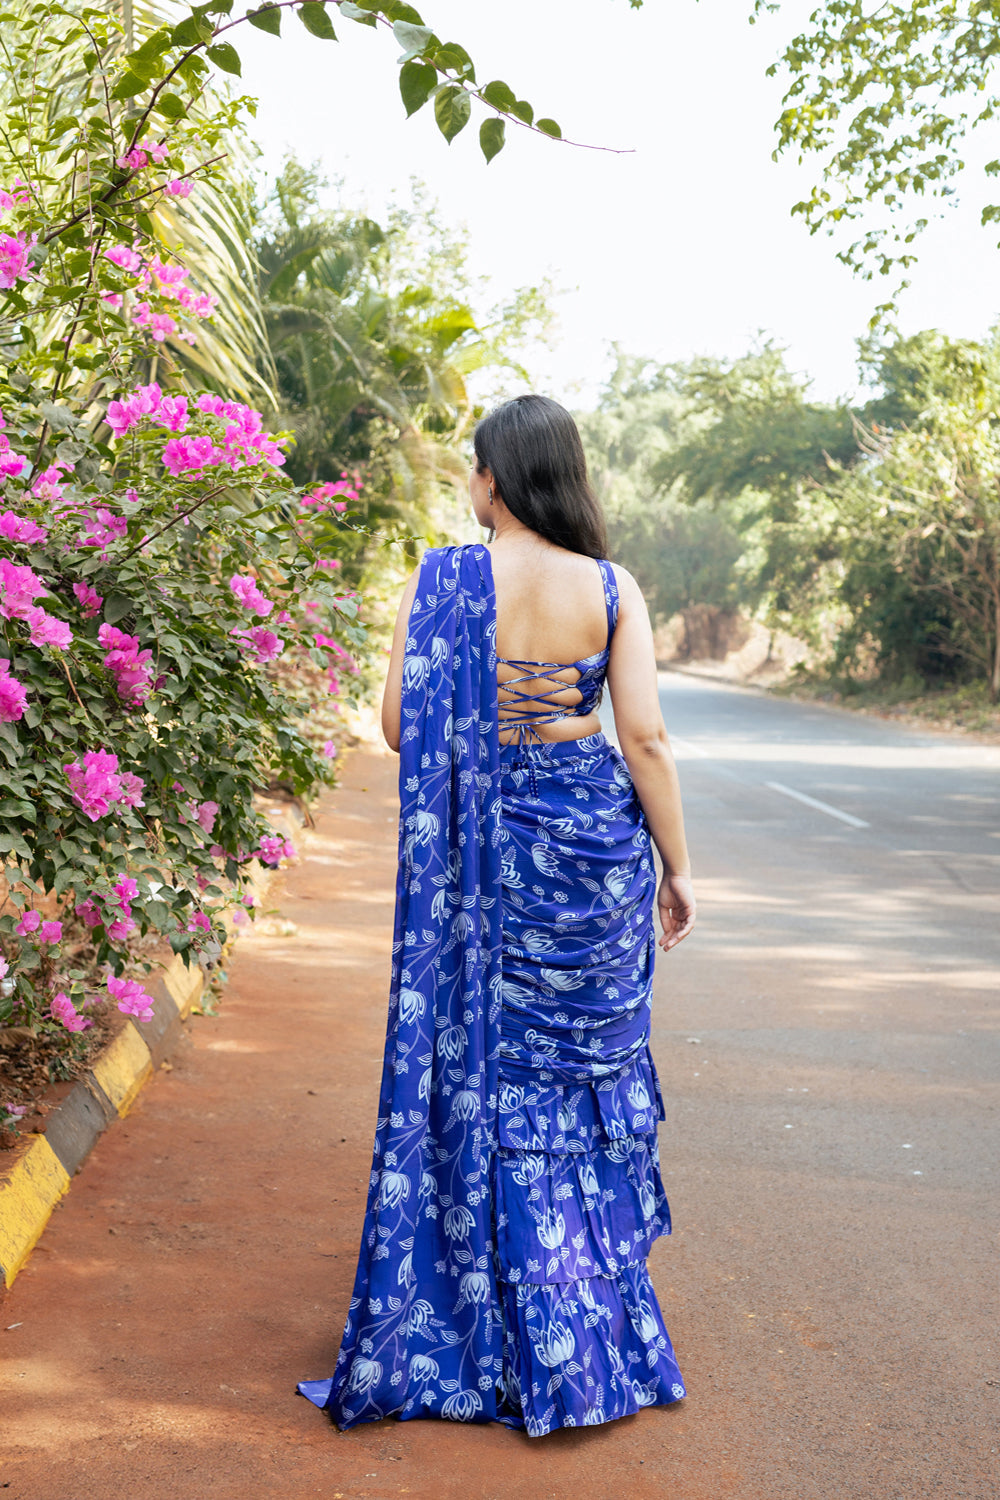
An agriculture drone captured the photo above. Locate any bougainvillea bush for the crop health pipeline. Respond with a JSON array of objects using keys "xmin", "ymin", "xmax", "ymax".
[{"xmin": 0, "ymin": 3, "xmax": 371, "ymax": 1096}]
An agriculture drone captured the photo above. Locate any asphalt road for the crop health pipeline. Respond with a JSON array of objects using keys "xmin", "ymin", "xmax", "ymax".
[
  {"xmin": 3, "ymin": 678, "xmax": 997, "ymax": 1500},
  {"xmin": 609, "ymin": 672, "xmax": 1000, "ymax": 1498}
]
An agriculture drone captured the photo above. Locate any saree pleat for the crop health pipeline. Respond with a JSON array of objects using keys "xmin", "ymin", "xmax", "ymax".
[{"xmin": 297, "ymin": 545, "xmax": 685, "ymax": 1435}]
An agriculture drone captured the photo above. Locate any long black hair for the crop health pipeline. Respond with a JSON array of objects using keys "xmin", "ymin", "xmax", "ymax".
[{"xmin": 473, "ymin": 394, "xmax": 608, "ymax": 559}]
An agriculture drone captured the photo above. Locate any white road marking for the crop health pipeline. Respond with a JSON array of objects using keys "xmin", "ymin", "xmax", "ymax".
[
  {"xmin": 670, "ymin": 736, "xmax": 708, "ymax": 758},
  {"xmin": 765, "ymin": 780, "xmax": 870, "ymax": 829}
]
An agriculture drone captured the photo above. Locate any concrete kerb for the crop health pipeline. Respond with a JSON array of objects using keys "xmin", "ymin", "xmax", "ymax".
[{"xmin": 0, "ymin": 799, "xmax": 307, "ymax": 1289}]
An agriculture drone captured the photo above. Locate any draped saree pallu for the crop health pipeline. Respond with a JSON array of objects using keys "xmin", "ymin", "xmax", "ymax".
[{"xmin": 297, "ymin": 543, "xmax": 685, "ymax": 1435}]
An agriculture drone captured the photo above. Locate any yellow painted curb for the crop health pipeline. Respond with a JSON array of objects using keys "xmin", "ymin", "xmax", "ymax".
[
  {"xmin": 161, "ymin": 953, "xmax": 204, "ymax": 1020},
  {"xmin": 0, "ymin": 1136, "xmax": 71, "ymax": 1288},
  {"xmin": 89, "ymin": 1021, "xmax": 153, "ymax": 1118}
]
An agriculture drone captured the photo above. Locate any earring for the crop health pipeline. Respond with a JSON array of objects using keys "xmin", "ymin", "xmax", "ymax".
[{"xmin": 488, "ymin": 484, "xmax": 494, "ymax": 505}]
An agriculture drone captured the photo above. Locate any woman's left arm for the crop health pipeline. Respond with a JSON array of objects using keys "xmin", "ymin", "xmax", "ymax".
[{"xmin": 380, "ymin": 570, "xmax": 420, "ymax": 752}]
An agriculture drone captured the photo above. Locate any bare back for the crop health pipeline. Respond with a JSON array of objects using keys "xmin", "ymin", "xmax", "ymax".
[{"xmin": 490, "ymin": 539, "xmax": 612, "ymax": 745}]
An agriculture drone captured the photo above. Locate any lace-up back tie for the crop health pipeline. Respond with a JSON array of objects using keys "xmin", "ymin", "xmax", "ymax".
[{"xmin": 496, "ymin": 558, "xmax": 619, "ymax": 795}]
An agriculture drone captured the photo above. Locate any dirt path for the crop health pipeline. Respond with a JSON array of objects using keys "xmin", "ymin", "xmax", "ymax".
[{"xmin": 2, "ymin": 733, "xmax": 994, "ymax": 1499}]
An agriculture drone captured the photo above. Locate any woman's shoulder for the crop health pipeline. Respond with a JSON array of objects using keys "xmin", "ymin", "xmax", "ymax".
[{"xmin": 605, "ymin": 559, "xmax": 641, "ymax": 601}]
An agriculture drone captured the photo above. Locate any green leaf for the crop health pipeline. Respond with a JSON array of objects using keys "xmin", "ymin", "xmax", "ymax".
[
  {"xmin": 111, "ymin": 72, "xmax": 147, "ymax": 101},
  {"xmin": 298, "ymin": 2, "xmax": 337, "ymax": 39},
  {"xmin": 399, "ymin": 59, "xmax": 438, "ymax": 117},
  {"xmin": 511, "ymin": 99, "xmax": 534, "ymax": 125},
  {"xmin": 481, "ymin": 79, "xmax": 515, "ymax": 112},
  {"xmin": 434, "ymin": 84, "xmax": 471, "ymax": 143},
  {"xmin": 435, "ymin": 41, "xmax": 474, "ymax": 79},
  {"xmin": 340, "ymin": 0, "xmax": 377, "ymax": 18},
  {"xmin": 536, "ymin": 117, "xmax": 561, "ymax": 139},
  {"xmin": 39, "ymin": 402, "xmax": 76, "ymax": 431},
  {"xmin": 480, "ymin": 116, "xmax": 505, "ymax": 163},
  {"xmin": 207, "ymin": 41, "xmax": 241, "ymax": 75},
  {"xmin": 171, "ymin": 14, "xmax": 215, "ymax": 46},
  {"xmin": 247, "ymin": 3, "xmax": 281, "ymax": 34},
  {"xmin": 103, "ymin": 594, "xmax": 134, "ymax": 624},
  {"xmin": 154, "ymin": 92, "xmax": 187, "ymax": 120},
  {"xmin": 0, "ymin": 799, "xmax": 35, "ymax": 823},
  {"xmin": 393, "ymin": 19, "xmax": 434, "ymax": 59}
]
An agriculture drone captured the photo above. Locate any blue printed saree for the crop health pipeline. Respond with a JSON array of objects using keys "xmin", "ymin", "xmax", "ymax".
[{"xmin": 297, "ymin": 543, "xmax": 685, "ymax": 1435}]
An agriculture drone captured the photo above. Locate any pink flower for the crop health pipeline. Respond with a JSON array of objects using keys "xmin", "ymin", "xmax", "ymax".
[
  {"xmin": 0, "ymin": 556, "xmax": 44, "ymax": 618},
  {"xmin": 322, "ymin": 740, "xmax": 336, "ymax": 759},
  {"xmin": 143, "ymin": 139, "xmax": 170, "ymax": 164},
  {"xmin": 101, "ymin": 292, "xmax": 124, "ymax": 312},
  {"xmin": 157, "ymin": 395, "xmax": 188, "ymax": 432},
  {"xmin": 316, "ymin": 557, "xmax": 342, "ymax": 571},
  {"xmin": 176, "ymin": 287, "xmax": 215, "ymax": 318},
  {"xmin": 275, "ymin": 609, "xmax": 292, "ymax": 625},
  {"xmin": 64, "ymin": 749, "xmax": 145, "ymax": 822},
  {"xmin": 186, "ymin": 910, "xmax": 211, "ymax": 934},
  {"xmin": 118, "ymin": 772, "xmax": 145, "ymax": 809},
  {"xmin": 165, "ymin": 178, "xmax": 192, "ymax": 198},
  {"xmin": 51, "ymin": 992, "xmax": 92, "ymax": 1032},
  {"xmin": 104, "ymin": 244, "xmax": 143, "ymax": 274},
  {"xmin": 24, "ymin": 604, "xmax": 72, "ymax": 649},
  {"xmin": 229, "ymin": 573, "xmax": 272, "ymax": 616},
  {"xmin": 15, "ymin": 909, "xmax": 41, "ymax": 935},
  {"xmin": 0, "ymin": 511, "xmax": 47, "ymax": 545},
  {"xmin": 161, "ymin": 434, "xmax": 222, "ymax": 476},
  {"xmin": 75, "ymin": 898, "xmax": 103, "ymax": 929},
  {"xmin": 232, "ymin": 625, "xmax": 284, "ymax": 662},
  {"xmin": 0, "ymin": 659, "xmax": 27, "ymax": 721},
  {"xmin": 106, "ymin": 381, "xmax": 162, "ymax": 437},
  {"xmin": 75, "ymin": 506, "xmax": 128, "ymax": 554},
  {"xmin": 72, "ymin": 580, "xmax": 103, "ymax": 617},
  {"xmin": 256, "ymin": 834, "xmax": 296, "ymax": 867},
  {"xmin": 0, "ymin": 231, "xmax": 34, "ymax": 289},
  {"xmin": 40, "ymin": 921, "xmax": 61, "ymax": 944},
  {"xmin": 133, "ymin": 303, "xmax": 178, "ymax": 341},
  {"xmin": 196, "ymin": 393, "xmax": 230, "ymax": 417},
  {"xmin": 106, "ymin": 974, "xmax": 155, "ymax": 1024},
  {"xmin": 148, "ymin": 257, "xmax": 189, "ymax": 288},
  {"xmin": 113, "ymin": 877, "xmax": 138, "ymax": 909},
  {"xmin": 98, "ymin": 622, "xmax": 154, "ymax": 703},
  {"xmin": 31, "ymin": 465, "xmax": 69, "ymax": 504},
  {"xmin": 0, "ymin": 439, "xmax": 26, "ymax": 481},
  {"xmin": 106, "ymin": 914, "xmax": 136, "ymax": 942},
  {"xmin": 0, "ymin": 184, "xmax": 29, "ymax": 216},
  {"xmin": 115, "ymin": 147, "xmax": 149, "ymax": 172},
  {"xmin": 194, "ymin": 800, "xmax": 219, "ymax": 834}
]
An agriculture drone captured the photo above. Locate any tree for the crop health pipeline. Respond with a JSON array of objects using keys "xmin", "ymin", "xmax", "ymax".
[
  {"xmin": 831, "ymin": 404, "xmax": 1000, "ymax": 698},
  {"xmin": 257, "ymin": 160, "xmax": 554, "ymax": 580},
  {"xmin": 578, "ymin": 352, "xmax": 750, "ymax": 645},
  {"xmin": 756, "ymin": 0, "xmax": 1000, "ymax": 299},
  {"xmin": 0, "ymin": 0, "xmax": 576, "ymax": 1070}
]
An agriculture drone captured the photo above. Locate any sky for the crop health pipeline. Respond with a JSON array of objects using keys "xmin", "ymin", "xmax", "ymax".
[{"xmin": 235, "ymin": 0, "xmax": 1000, "ymax": 409}]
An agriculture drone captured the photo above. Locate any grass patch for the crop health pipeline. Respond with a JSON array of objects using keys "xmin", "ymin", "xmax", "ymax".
[{"xmin": 773, "ymin": 674, "xmax": 1000, "ymax": 739}]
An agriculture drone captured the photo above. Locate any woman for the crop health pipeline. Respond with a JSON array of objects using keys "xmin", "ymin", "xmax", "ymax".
[{"xmin": 297, "ymin": 394, "xmax": 695, "ymax": 1435}]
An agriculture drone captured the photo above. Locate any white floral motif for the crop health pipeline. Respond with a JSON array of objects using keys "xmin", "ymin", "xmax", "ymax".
[{"xmin": 533, "ymin": 1319, "xmax": 576, "ymax": 1367}]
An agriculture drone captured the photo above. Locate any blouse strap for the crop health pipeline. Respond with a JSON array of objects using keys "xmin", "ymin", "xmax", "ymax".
[{"xmin": 595, "ymin": 558, "xmax": 619, "ymax": 649}]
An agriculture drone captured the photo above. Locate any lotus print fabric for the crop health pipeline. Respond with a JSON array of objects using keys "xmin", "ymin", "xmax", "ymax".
[{"xmin": 297, "ymin": 544, "xmax": 685, "ymax": 1434}]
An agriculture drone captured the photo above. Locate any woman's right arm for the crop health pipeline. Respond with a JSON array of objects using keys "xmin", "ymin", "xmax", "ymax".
[
  {"xmin": 380, "ymin": 569, "xmax": 420, "ymax": 753},
  {"xmin": 605, "ymin": 565, "xmax": 696, "ymax": 951}
]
